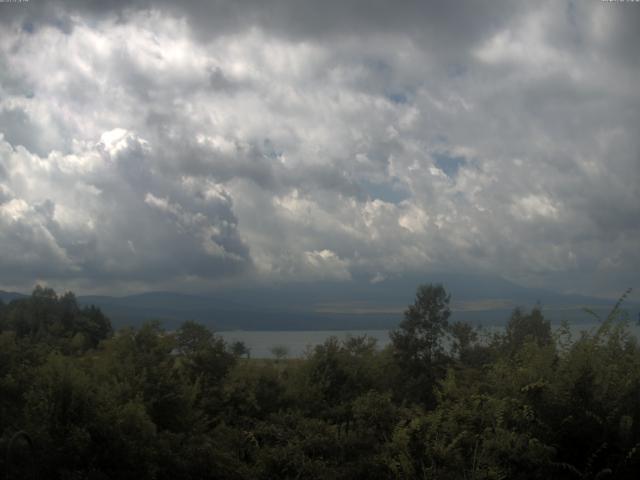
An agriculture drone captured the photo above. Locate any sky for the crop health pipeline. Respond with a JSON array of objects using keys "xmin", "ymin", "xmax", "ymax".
[{"xmin": 0, "ymin": 0, "xmax": 638, "ymax": 300}]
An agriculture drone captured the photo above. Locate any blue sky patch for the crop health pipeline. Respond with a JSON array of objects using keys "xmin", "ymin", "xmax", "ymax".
[
  {"xmin": 360, "ymin": 179, "xmax": 410, "ymax": 204},
  {"xmin": 433, "ymin": 152, "xmax": 466, "ymax": 177},
  {"xmin": 387, "ymin": 92, "xmax": 408, "ymax": 104}
]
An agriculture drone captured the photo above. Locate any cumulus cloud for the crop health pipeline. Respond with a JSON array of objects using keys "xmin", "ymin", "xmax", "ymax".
[
  {"xmin": 0, "ymin": 129, "xmax": 251, "ymax": 291},
  {"xmin": 0, "ymin": 0, "xmax": 638, "ymax": 297}
]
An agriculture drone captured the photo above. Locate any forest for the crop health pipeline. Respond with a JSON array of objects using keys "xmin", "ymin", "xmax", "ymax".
[{"xmin": 1, "ymin": 284, "xmax": 639, "ymax": 479}]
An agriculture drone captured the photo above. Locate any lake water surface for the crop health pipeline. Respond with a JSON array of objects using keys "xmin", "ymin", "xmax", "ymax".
[
  {"xmin": 220, "ymin": 330, "xmax": 391, "ymax": 358},
  {"xmin": 217, "ymin": 323, "xmax": 640, "ymax": 358},
  {"xmin": 220, "ymin": 322, "xmax": 640, "ymax": 358}
]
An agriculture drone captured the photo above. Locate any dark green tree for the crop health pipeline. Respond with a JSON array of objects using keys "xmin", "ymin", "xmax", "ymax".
[
  {"xmin": 504, "ymin": 306, "xmax": 552, "ymax": 353},
  {"xmin": 390, "ymin": 283, "xmax": 451, "ymax": 407},
  {"xmin": 231, "ymin": 340, "xmax": 251, "ymax": 358},
  {"xmin": 175, "ymin": 320, "xmax": 236, "ymax": 416}
]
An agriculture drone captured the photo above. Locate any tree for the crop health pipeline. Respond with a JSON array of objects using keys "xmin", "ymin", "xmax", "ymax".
[
  {"xmin": 449, "ymin": 320, "xmax": 492, "ymax": 368},
  {"xmin": 504, "ymin": 306, "xmax": 552, "ymax": 353},
  {"xmin": 175, "ymin": 321, "xmax": 235, "ymax": 416},
  {"xmin": 231, "ymin": 340, "xmax": 251, "ymax": 358},
  {"xmin": 270, "ymin": 345, "xmax": 289, "ymax": 362},
  {"xmin": 391, "ymin": 284, "xmax": 451, "ymax": 363},
  {"xmin": 390, "ymin": 283, "xmax": 451, "ymax": 407},
  {"xmin": 450, "ymin": 320, "xmax": 477, "ymax": 357}
]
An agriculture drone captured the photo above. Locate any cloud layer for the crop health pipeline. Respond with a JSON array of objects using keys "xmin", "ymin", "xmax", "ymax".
[{"xmin": 0, "ymin": 0, "xmax": 638, "ymax": 297}]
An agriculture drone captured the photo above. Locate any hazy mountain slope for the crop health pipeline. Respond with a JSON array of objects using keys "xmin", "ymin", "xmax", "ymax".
[
  {"xmin": 74, "ymin": 274, "xmax": 637, "ymax": 331},
  {"xmin": 0, "ymin": 290, "xmax": 27, "ymax": 303},
  {"xmin": 3, "ymin": 275, "xmax": 634, "ymax": 331}
]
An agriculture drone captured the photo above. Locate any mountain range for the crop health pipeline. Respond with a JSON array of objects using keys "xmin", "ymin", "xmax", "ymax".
[{"xmin": 1, "ymin": 274, "xmax": 637, "ymax": 331}]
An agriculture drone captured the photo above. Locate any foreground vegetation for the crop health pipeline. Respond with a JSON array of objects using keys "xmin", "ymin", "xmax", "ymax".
[{"xmin": 1, "ymin": 285, "xmax": 639, "ymax": 479}]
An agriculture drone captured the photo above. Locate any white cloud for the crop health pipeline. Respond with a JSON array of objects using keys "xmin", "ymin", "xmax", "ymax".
[
  {"xmin": 511, "ymin": 195, "xmax": 560, "ymax": 221},
  {"xmin": 0, "ymin": 1, "xmax": 638, "ymax": 297},
  {"xmin": 304, "ymin": 249, "xmax": 352, "ymax": 281}
]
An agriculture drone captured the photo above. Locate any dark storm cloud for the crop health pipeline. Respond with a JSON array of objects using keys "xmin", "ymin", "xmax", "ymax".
[
  {"xmin": 1, "ymin": 0, "xmax": 524, "ymax": 43},
  {"xmin": 157, "ymin": 0, "xmax": 525, "ymax": 53}
]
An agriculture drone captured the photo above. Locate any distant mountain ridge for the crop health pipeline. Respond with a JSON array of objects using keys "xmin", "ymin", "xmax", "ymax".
[
  {"xmin": 0, "ymin": 290, "xmax": 27, "ymax": 303},
  {"xmin": 2, "ymin": 276, "xmax": 637, "ymax": 331}
]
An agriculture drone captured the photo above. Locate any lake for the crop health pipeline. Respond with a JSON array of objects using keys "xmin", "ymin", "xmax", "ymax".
[
  {"xmin": 219, "ymin": 322, "xmax": 640, "ymax": 358},
  {"xmin": 219, "ymin": 329, "xmax": 392, "ymax": 358}
]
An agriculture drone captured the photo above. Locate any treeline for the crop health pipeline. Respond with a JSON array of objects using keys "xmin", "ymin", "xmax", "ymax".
[{"xmin": 1, "ymin": 285, "xmax": 639, "ymax": 479}]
